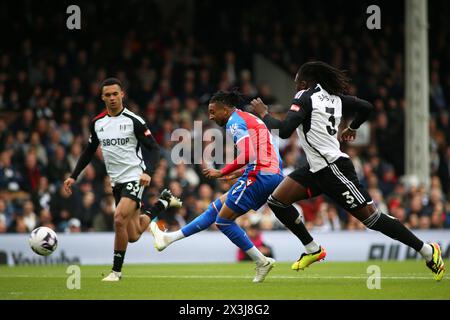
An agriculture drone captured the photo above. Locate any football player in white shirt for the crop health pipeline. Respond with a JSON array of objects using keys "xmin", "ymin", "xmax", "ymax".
[
  {"xmin": 251, "ymin": 61, "xmax": 444, "ymax": 281},
  {"xmin": 64, "ymin": 78, "xmax": 181, "ymax": 281}
]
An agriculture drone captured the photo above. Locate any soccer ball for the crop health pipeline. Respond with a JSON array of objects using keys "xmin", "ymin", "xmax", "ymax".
[{"xmin": 29, "ymin": 227, "xmax": 58, "ymax": 256}]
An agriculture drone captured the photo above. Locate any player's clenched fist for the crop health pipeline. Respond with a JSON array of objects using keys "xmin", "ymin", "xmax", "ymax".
[
  {"xmin": 203, "ymin": 168, "xmax": 223, "ymax": 179},
  {"xmin": 139, "ymin": 173, "xmax": 151, "ymax": 186},
  {"xmin": 63, "ymin": 177, "xmax": 75, "ymax": 195},
  {"xmin": 340, "ymin": 127, "xmax": 357, "ymax": 142},
  {"xmin": 250, "ymin": 98, "xmax": 268, "ymax": 118}
]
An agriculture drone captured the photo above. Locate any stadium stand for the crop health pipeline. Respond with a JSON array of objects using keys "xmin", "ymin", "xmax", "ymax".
[{"xmin": 0, "ymin": 0, "xmax": 449, "ymax": 234}]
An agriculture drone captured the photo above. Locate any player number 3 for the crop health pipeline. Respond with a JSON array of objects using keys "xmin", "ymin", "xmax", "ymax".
[
  {"xmin": 342, "ymin": 191, "xmax": 355, "ymax": 204},
  {"xmin": 326, "ymin": 115, "xmax": 337, "ymax": 135}
]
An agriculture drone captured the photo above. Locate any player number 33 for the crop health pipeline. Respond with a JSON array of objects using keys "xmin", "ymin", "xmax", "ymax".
[{"xmin": 126, "ymin": 182, "xmax": 140, "ymax": 196}]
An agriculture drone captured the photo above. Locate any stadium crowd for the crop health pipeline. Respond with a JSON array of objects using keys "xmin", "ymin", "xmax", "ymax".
[{"xmin": 0, "ymin": 0, "xmax": 449, "ymax": 234}]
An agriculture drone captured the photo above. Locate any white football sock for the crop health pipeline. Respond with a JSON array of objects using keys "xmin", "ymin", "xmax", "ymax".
[
  {"xmin": 419, "ymin": 243, "xmax": 433, "ymax": 262},
  {"xmin": 246, "ymin": 246, "xmax": 267, "ymax": 264},
  {"xmin": 305, "ymin": 240, "xmax": 320, "ymax": 254},
  {"xmin": 166, "ymin": 230, "xmax": 185, "ymax": 243}
]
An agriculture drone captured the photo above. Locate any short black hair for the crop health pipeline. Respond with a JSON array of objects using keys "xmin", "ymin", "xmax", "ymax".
[
  {"xmin": 210, "ymin": 90, "xmax": 242, "ymax": 108},
  {"xmin": 100, "ymin": 77, "xmax": 123, "ymax": 91}
]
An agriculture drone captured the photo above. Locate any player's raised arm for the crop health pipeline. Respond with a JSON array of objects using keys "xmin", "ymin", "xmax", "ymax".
[
  {"xmin": 65, "ymin": 121, "xmax": 99, "ymax": 194},
  {"xmin": 251, "ymin": 91, "xmax": 313, "ymax": 139},
  {"xmin": 339, "ymin": 95, "xmax": 374, "ymax": 142}
]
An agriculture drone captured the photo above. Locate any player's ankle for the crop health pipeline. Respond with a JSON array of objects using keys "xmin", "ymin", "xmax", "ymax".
[
  {"xmin": 420, "ymin": 243, "xmax": 433, "ymax": 262},
  {"xmin": 159, "ymin": 199, "xmax": 169, "ymax": 209}
]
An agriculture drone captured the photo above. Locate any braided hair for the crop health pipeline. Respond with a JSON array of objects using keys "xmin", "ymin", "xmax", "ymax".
[{"xmin": 297, "ymin": 61, "xmax": 350, "ymax": 95}]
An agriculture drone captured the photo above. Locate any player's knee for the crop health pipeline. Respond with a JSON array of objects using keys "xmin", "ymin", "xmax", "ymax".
[
  {"xmin": 128, "ymin": 235, "xmax": 140, "ymax": 243},
  {"xmin": 114, "ymin": 211, "xmax": 127, "ymax": 230},
  {"xmin": 214, "ymin": 221, "xmax": 224, "ymax": 231},
  {"xmin": 267, "ymin": 195, "xmax": 300, "ymax": 224},
  {"xmin": 206, "ymin": 201, "xmax": 221, "ymax": 220},
  {"xmin": 361, "ymin": 208, "xmax": 383, "ymax": 229},
  {"xmin": 354, "ymin": 204, "xmax": 381, "ymax": 228},
  {"xmin": 267, "ymin": 195, "xmax": 287, "ymax": 213},
  {"xmin": 215, "ymin": 217, "xmax": 231, "ymax": 231}
]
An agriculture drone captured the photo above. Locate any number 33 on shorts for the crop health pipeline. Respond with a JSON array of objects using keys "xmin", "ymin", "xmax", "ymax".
[{"xmin": 126, "ymin": 181, "xmax": 141, "ymax": 196}]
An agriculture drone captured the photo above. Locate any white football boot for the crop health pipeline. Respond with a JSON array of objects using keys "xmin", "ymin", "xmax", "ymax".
[
  {"xmin": 253, "ymin": 258, "xmax": 276, "ymax": 283},
  {"xmin": 159, "ymin": 189, "xmax": 183, "ymax": 208},
  {"xmin": 102, "ymin": 271, "xmax": 122, "ymax": 282},
  {"xmin": 149, "ymin": 221, "xmax": 171, "ymax": 252}
]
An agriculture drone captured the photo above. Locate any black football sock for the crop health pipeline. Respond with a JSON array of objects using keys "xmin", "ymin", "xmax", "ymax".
[
  {"xmin": 142, "ymin": 201, "xmax": 166, "ymax": 220},
  {"xmin": 267, "ymin": 195, "xmax": 314, "ymax": 245},
  {"xmin": 363, "ymin": 210, "xmax": 424, "ymax": 251},
  {"xmin": 112, "ymin": 250, "xmax": 126, "ymax": 272}
]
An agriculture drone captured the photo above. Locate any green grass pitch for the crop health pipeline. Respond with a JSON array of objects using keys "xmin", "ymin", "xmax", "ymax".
[{"xmin": 0, "ymin": 261, "xmax": 448, "ymax": 300}]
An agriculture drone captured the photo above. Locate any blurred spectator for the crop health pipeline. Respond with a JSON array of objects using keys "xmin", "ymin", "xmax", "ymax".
[
  {"xmin": 346, "ymin": 214, "xmax": 366, "ymax": 231},
  {"xmin": 23, "ymin": 131, "xmax": 48, "ymax": 167},
  {"xmin": 408, "ymin": 194, "xmax": 426, "ymax": 219},
  {"xmin": 22, "ymin": 151, "xmax": 42, "ymax": 193},
  {"xmin": 281, "ymin": 150, "xmax": 297, "ymax": 176},
  {"xmin": 47, "ymin": 144, "xmax": 71, "ymax": 184},
  {"xmin": 67, "ymin": 142, "xmax": 83, "ymax": 173},
  {"xmin": 169, "ymin": 162, "xmax": 200, "ymax": 190},
  {"xmin": 309, "ymin": 203, "xmax": 342, "ymax": 232},
  {"xmin": 21, "ymin": 200, "xmax": 38, "ymax": 232},
  {"xmin": 93, "ymin": 195, "xmax": 115, "ymax": 231},
  {"xmin": 251, "ymin": 205, "xmax": 284, "ymax": 231},
  {"xmin": 0, "ymin": 150, "xmax": 23, "ymax": 192},
  {"xmin": 50, "ymin": 184, "xmax": 77, "ymax": 229},
  {"xmin": 368, "ymin": 188, "xmax": 389, "ymax": 214},
  {"xmin": 430, "ymin": 71, "xmax": 447, "ymax": 114},
  {"xmin": 66, "ymin": 218, "xmax": 82, "ymax": 233},
  {"xmin": 9, "ymin": 216, "xmax": 28, "ymax": 233},
  {"xmin": 0, "ymin": 213, "xmax": 6, "ymax": 233},
  {"xmin": 75, "ymin": 191, "xmax": 97, "ymax": 230},
  {"xmin": 197, "ymin": 184, "xmax": 214, "ymax": 212},
  {"xmin": 39, "ymin": 208, "xmax": 56, "ymax": 231},
  {"xmin": 31, "ymin": 176, "xmax": 52, "ymax": 213}
]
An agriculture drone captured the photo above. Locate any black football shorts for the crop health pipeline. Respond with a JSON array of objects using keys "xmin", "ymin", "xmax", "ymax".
[
  {"xmin": 288, "ymin": 157, "xmax": 373, "ymax": 212},
  {"xmin": 112, "ymin": 180, "xmax": 145, "ymax": 209}
]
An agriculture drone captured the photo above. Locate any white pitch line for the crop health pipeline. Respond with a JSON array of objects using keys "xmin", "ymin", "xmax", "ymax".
[
  {"xmin": 0, "ymin": 274, "xmax": 445, "ymax": 280},
  {"xmin": 116, "ymin": 275, "xmax": 447, "ymax": 280}
]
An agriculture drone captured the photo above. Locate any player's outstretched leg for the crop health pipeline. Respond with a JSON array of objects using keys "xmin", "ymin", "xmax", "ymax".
[
  {"xmin": 267, "ymin": 177, "xmax": 325, "ymax": 271},
  {"xmin": 159, "ymin": 188, "xmax": 183, "ymax": 208},
  {"xmin": 215, "ymin": 205, "xmax": 275, "ymax": 283},
  {"xmin": 359, "ymin": 206, "xmax": 445, "ymax": 281},
  {"xmin": 143, "ymin": 188, "xmax": 183, "ymax": 220},
  {"xmin": 150, "ymin": 197, "xmax": 222, "ymax": 251},
  {"xmin": 267, "ymin": 195, "xmax": 326, "ymax": 270},
  {"xmin": 150, "ymin": 196, "xmax": 224, "ymax": 251},
  {"xmin": 124, "ymin": 189, "xmax": 183, "ymax": 245}
]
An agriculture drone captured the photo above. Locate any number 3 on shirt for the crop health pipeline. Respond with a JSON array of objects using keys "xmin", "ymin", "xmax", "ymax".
[{"xmin": 325, "ymin": 107, "xmax": 337, "ymax": 136}]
